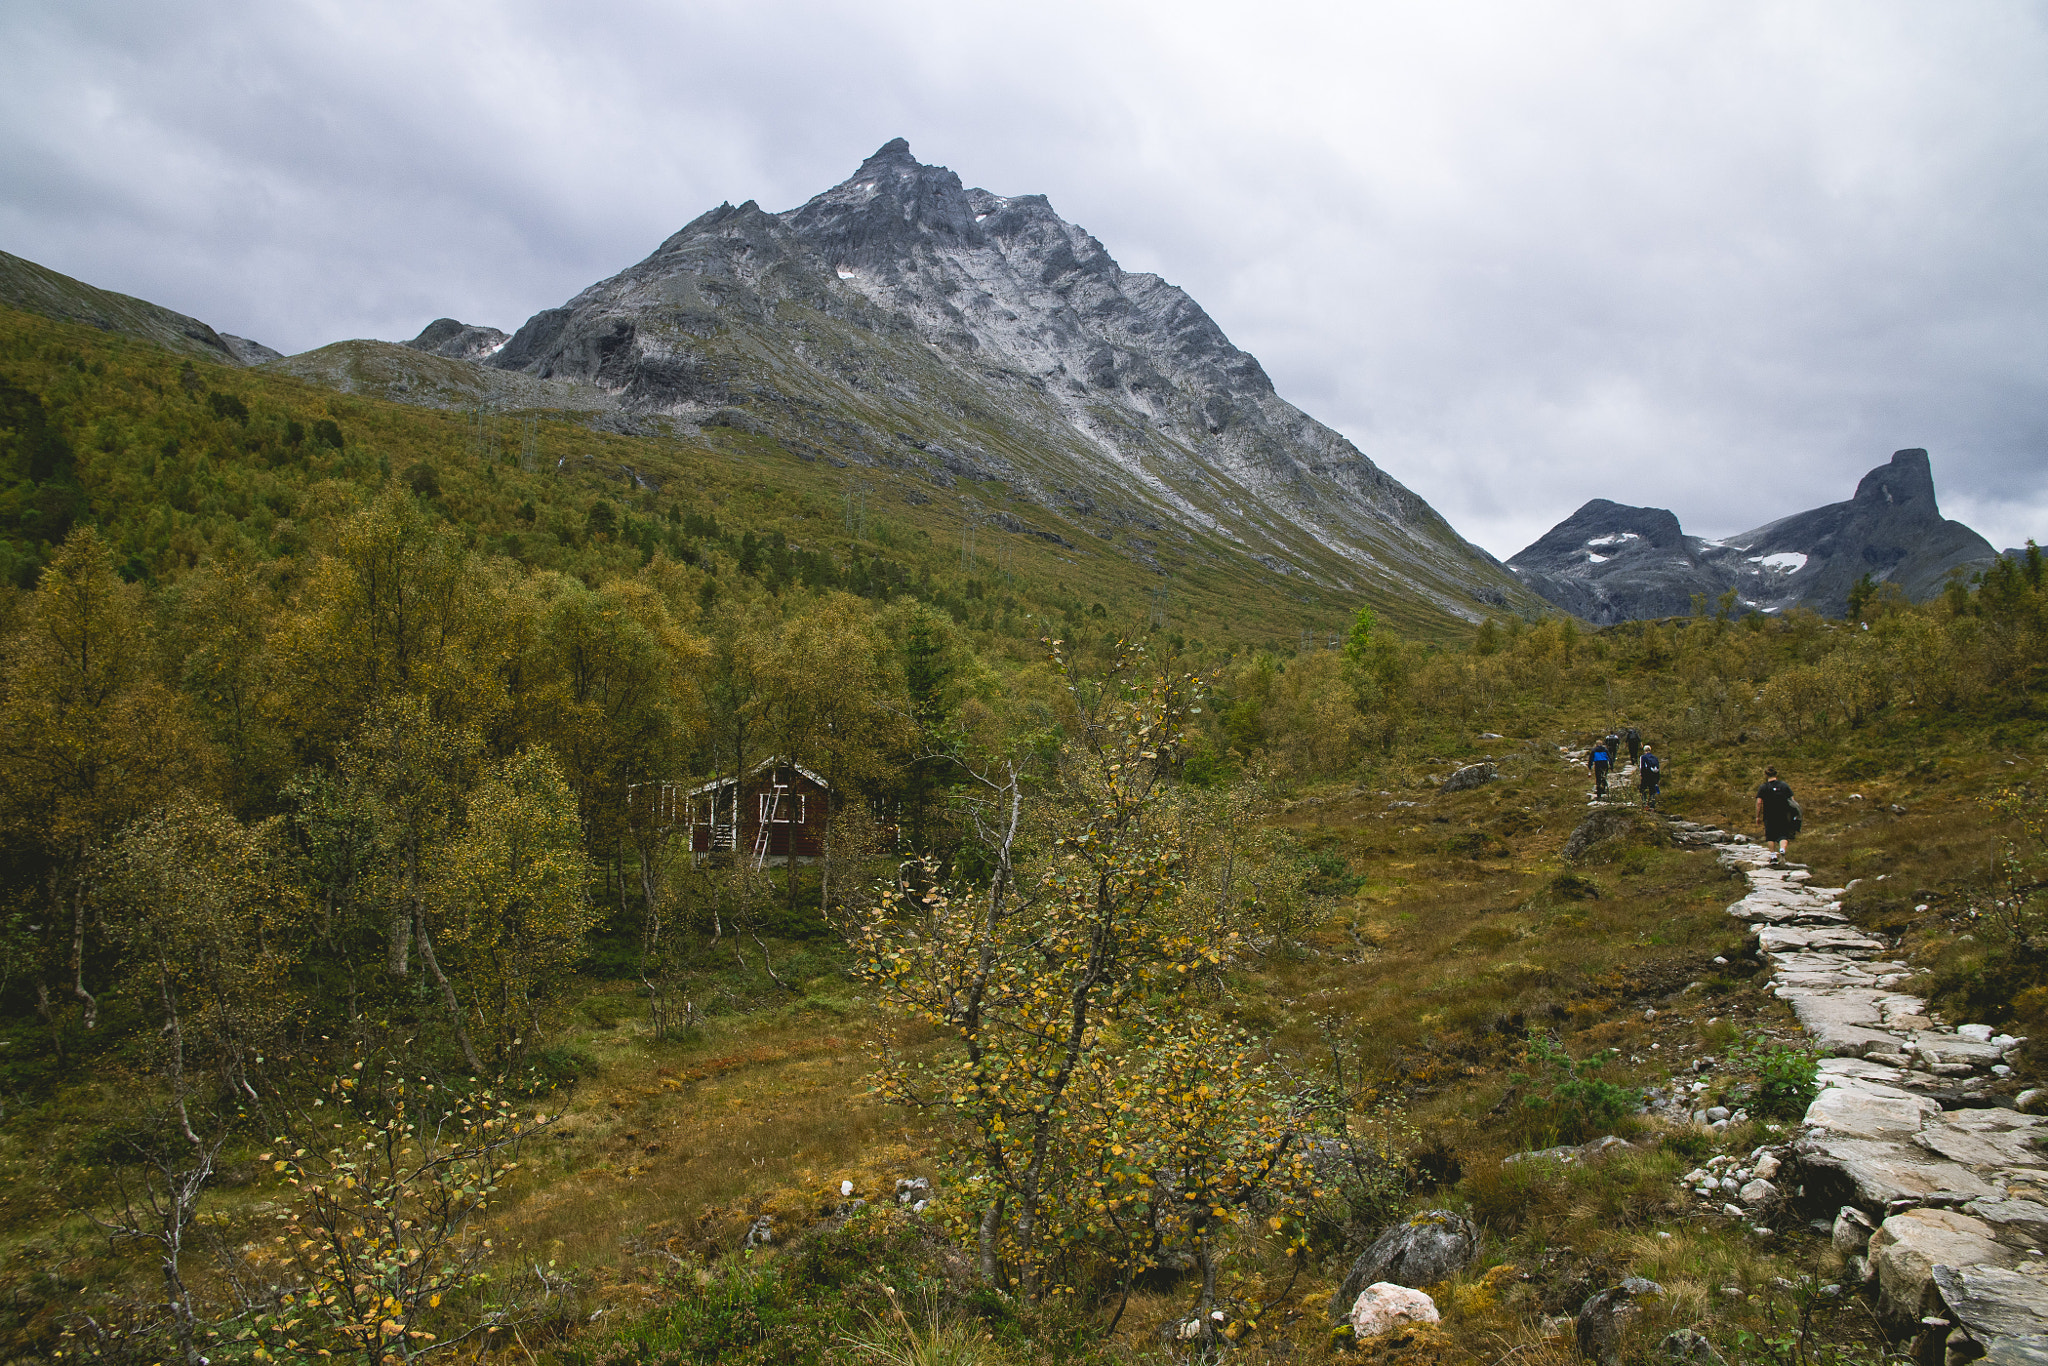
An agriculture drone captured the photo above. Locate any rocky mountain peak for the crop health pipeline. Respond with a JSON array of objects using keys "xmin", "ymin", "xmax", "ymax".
[
  {"xmin": 481, "ymin": 142, "xmax": 1536, "ymax": 623},
  {"xmin": 1512, "ymin": 499, "xmax": 1687, "ymax": 562},
  {"xmin": 1853, "ymin": 448, "xmax": 1938, "ymax": 514}
]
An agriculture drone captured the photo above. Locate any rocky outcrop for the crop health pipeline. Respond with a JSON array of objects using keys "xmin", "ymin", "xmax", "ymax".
[
  {"xmin": 405, "ymin": 318, "xmax": 509, "ymax": 361},
  {"xmin": 220, "ymin": 333, "xmax": 283, "ymax": 365},
  {"xmin": 486, "ymin": 139, "xmax": 1539, "ymax": 623},
  {"xmin": 1438, "ymin": 762, "xmax": 1498, "ymax": 794},
  {"xmin": 1507, "ymin": 449, "xmax": 1996, "ymax": 621}
]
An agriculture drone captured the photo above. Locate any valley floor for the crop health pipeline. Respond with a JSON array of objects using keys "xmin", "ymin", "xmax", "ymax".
[{"xmin": 16, "ymin": 704, "xmax": 2040, "ymax": 1366}]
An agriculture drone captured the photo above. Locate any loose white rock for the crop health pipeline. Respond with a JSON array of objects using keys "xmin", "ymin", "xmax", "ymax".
[{"xmin": 1348, "ymin": 1283, "xmax": 1440, "ymax": 1339}]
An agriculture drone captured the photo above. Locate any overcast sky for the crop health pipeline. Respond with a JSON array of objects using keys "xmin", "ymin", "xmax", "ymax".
[{"xmin": 3, "ymin": 0, "xmax": 2044, "ymax": 558}]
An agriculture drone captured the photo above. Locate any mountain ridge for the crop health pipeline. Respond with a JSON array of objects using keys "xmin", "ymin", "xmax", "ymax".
[{"xmin": 1507, "ymin": 448, "xmax": 1999, "ymax": 622}]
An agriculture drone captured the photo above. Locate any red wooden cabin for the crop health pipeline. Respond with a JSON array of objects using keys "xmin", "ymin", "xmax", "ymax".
[{"xmin": 677, "ymin": 758, "xmax": 831, "ymax": 866}]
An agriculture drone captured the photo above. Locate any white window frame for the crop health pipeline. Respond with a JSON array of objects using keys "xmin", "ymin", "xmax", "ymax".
[{"xmin": 758, "ymin": 792, "xmax": 805, "ymax": 824}]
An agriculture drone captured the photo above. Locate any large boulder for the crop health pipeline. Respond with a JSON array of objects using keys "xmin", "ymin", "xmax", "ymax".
[
  {"xmin": 1347, "ymin": 1282, "xmax": 1440, "ymax": 1339},
  {"xmin": 1576, "ymin": 1278, "xmax": 1664, "ymax": 1366},
  {"xmin": 1563, "ymin": 808, "xmax": 1664, "ymax": 863},
  {"xmin": 1329, "ymin": 1210, "xmax": 1480, "ymax": 1319},
  {"xmin": 1439, "ymin": 762, "xmax": 1498, "ymax": 794},
  {"xmin": 1866, "ymin": 1207, "xmax": 2012, "ymax": 1328}
]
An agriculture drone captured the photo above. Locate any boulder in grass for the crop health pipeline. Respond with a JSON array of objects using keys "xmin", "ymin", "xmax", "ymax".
[
  {"xmin": 1439, "ymin": 762, "xmax": 1497, "ymax": 794},
  {"xmin": 1329, "ymin": 1210, "xmax": 1479, "ymax": 1319},
  {"xmin": 1660, "ymin": 1328, "xmax": 1728, "ymax": 1365},
  {"xmin": 1577, "ymin": 1278, "xmax": 1664, "ymax": 1366},
  {"xmin": 1347, "ymin": 1283, "xmax": 1440, "ymax": 1339},
  {"xmin": 1563, "ymin": 807, "xmax": 1665, "ymax": 863}
]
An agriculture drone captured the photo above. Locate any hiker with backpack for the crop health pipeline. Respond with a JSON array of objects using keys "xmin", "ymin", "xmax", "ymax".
[
  {"xmin": 1755, "ymin": 766, "xmax": 1800, "ymax": 855},
  {"xmin": 1638, "ymin": 744, "xmax": 1662, "ymax": 810},
  {"xmin": 1623, "ymin": 726, "xmax": 1642, "ymax": 764},
  {"xmin": 1588, "ymin": 736, "xmax": 1613, "ymax": 800}
]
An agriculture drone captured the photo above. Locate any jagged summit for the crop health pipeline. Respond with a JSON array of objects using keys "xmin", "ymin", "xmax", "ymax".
[
  {"xmin": 486, "ymin": 141, "xmax": 1534, "ymax": 623},
  {"xmin": 1509, "ymin": 448, "xmax": 1996, "ymax": 622}
]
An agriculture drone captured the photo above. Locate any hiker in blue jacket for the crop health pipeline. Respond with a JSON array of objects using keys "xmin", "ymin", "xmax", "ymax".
[{"xmin": 1588, "ymin": 736, "xmax": 1613, "ymax": 799}]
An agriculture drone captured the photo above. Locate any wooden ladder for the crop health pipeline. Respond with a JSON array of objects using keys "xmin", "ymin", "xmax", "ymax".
[{"xmin": 751, "ymin": 782, "xmax": 788, "ymax": 870}]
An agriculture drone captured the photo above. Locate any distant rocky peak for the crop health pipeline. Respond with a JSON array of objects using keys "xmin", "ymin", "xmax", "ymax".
[
  {"xmin": 1509, "ymin": 499, "xmax": 1686, "ymax": 566},
  {"xmin": 406, "ymin": 318, "xmax": 508, "ymax": 362},
  {"xmin": 1853, "ymin": 448, "xmax": 1938, "ymax": 514}
]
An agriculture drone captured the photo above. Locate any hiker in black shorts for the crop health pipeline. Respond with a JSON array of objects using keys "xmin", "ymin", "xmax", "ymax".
[
  {"xmin": 1755, "ymin": 766, "xmax": 1797, "ymax": 855},
  {"xmin": 1638, "ymin": 743, "xmax": 1662, "ymax": 810},
  {"xmin": 1588, "ymin": 737, "xmax": 1613, "ymax": 799}
]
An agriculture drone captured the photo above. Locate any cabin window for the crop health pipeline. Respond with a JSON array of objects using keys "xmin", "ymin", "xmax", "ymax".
[{"xmin": 759, "ymin": 792, "xmax": 805, "ymax": 824}]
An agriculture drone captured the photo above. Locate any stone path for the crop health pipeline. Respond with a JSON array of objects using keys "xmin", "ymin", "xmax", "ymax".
[{"xmin": 1668, "ymin": 816, "xmax": 2048, "ymax": 1361}]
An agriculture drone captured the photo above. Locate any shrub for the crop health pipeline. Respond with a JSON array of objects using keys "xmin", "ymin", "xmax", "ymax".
[
  {"xmin": 1724, "ymin": 1036, "xmax": 1819, "ymax": 1119},
  {"xmin": 1549, "ymin": 872, "xmax": 1602, "ymax": 901},
  {"xmin": 1510, "ymin": 1032, "xmax": 1642, "ymax": 1145}
]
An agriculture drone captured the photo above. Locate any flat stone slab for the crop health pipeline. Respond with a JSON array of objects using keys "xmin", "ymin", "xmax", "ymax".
[
  {"xmin": 1730, "ymin": 900, "xmax": 1850, "ymax": 926},
  {"xmin": 1870, "ymin": 1208, "xmax": 2013, "ymax": 1323},
  {"xmin": 1933, "ymin": 1263, "xmax": 2048, "ymax": 1347},
  {"xmin": 1760, "ymin": 924, "xmax": 1889, "ymax": 955},
  {"xmin": 1822, "ymin": 1057, "xmax": 1923, "ymax": 1085},
  {"xmin": 1912, "ymin": 1112, "xmax": 2048, "ymax": 1170},
  {"xmin": 1781, "ymin": 989, "xmax": 1909, "ymax": 1056},
  {"xmin": 1806, "ymin": 1085, "xmax": 1941, "ymax": 1139},
  {"xmin": 1909, "ymin": 1033, "xmax": 2010, "ymax": 1068},
  {"xmin": 1967, "ymin": 1198, "xmax": 2048, "ymax": 1249},
  {"xmin": 1795, "ymin": 1135, "xmax": 2001, "ymax": 1211}
]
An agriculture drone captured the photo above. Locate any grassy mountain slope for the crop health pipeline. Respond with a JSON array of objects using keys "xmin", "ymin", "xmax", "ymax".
[
  {"xmin": 0, "ymin": 299, "xmax": 1472, "ymax": 644},
  {"xmin": 0, "ymin": 248, "xmax": 260, "ymax": 367}
]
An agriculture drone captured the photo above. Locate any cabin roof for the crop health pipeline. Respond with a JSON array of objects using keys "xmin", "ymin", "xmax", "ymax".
[{"xmin": 684, "ymin": 756, "xmax": 829, "ymax": 798}]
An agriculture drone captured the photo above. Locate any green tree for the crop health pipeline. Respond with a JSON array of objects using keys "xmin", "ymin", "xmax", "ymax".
[
  {"xmin": 264, "ymin": 489, "xmax": 510, "ymax": 763},
  {"xmin": 339, "ymin": 698, "xmax": 485, "ymax": 1069},
  {"xmin": 0, "ymin": 528, "xmax": 206, "ymax": 1042},
  {"xmin": 97, "ymin": 797, "xmax": 306, "ymax": 1136},
  {"xmin": 430, "ymin": 747, "xmax": 594, "ymax": 1066}
]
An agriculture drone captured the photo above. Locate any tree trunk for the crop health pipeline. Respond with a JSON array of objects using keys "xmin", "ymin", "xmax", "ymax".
[
  {"xmin": 978, "ymin": 1196, "xmax": 1005, "ymax": 1287},
  {"xmin": 414, "ymin": 911, "xmax": 483, "ymax": 1074}
]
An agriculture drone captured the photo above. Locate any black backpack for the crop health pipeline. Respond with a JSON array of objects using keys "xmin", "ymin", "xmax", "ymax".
[
  {"xmin": 1639, "ymin": 753, "xmax": 1660, "ymax": 779},
  {"xmin": 1789, "ymin": 798, "xmax": 1802, "ymax": 835}
]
